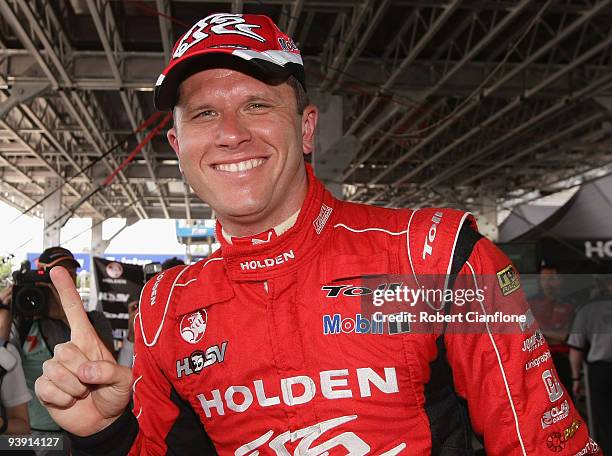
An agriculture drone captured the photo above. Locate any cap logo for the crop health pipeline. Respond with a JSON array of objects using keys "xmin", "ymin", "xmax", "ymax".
[{"xmin": 173, "ymin": 14, "xmax": 265, "ymax": 59}]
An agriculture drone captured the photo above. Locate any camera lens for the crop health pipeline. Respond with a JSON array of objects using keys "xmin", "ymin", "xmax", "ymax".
[{"xmin": 14, "ymin": 285, "xmax": 49, "ymax": 317}]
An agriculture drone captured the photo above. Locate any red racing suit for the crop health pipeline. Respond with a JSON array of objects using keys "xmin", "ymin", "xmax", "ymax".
[{"xmin": 71, "ymin": 165, "xmax": 600, "ymax": 455}]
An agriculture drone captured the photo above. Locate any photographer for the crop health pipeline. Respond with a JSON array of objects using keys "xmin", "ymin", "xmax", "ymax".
[
  {"xmin": 0, "ymin": 287, "xmax": 31, "ymax": 436},
  {"xmin": 8, "ymin": 247, "xmax": 113, "ymax": 454}
]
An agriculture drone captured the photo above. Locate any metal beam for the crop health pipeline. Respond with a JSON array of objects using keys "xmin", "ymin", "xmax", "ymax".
[
  {"xmin": 320, "ymin": 1, "xmax": 374, "ymax": 91},
  {"xmin": 357, "ymin": 0, "xmax": 612, "ymax": 203},
  {"xmin": 156, "ymin": 0, "xmax": 173, "ymax": 62},
  {"xmin": 286, "ymin": 0, "xmax": 304, "ymax": 37},
  {"xmin": 346, "ymin": 0, "xmax": 462, "ymax": 135},
  {"xmin": 86, "ymin": 0, "xmax": 170, "ymax": 218},
  {"xmin": 0, "ymin": 0, "xmax": 147, "ymax": 219}
]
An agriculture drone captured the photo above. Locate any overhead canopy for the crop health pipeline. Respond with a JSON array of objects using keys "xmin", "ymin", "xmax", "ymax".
[
  {"xmin": 499, "ymin": 174, "xmax": 612, "ymax": 242},
  {"xmin": 498, "ymin": 174, "xmax": 612, "ymax": 273}
]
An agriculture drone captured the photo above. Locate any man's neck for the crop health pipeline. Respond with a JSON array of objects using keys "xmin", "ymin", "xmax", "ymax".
[{"xmin": 222, "ymin": 209, "xmax": 300, "ymax": 244}]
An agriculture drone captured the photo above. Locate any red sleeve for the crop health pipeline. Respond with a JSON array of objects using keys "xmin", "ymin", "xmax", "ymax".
[{"xmin": 445, "ymin": 236, "xmax": 600, "ymax": 455}]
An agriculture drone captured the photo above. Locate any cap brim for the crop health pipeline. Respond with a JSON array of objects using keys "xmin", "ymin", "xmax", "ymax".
[
  {"xmin": 40, "ymin": 256, "xmax": 80, "ymax": 270},
  {"xmin": 154, "ymin": 52, "xmax": 304, "ymax": 111}
]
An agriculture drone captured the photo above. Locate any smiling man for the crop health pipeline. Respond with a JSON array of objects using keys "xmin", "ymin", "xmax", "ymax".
[{"xmin": 35, "ymin": 13, "xmax": 600, "ymax": 456}]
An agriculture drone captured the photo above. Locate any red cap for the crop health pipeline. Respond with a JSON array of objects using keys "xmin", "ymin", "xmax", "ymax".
[{"xmin": 154, "ymin": 13, "xmax": 305, "ymax": 111}]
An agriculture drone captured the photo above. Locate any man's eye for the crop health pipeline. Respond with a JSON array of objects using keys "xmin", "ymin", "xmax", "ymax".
[
  {"xmin": 248, "ymin": 103, "xmax": 268, "ymax": 109},
  {"xmin": 196, "ymin": 110, "xmax": 216, "ymax": 119}
]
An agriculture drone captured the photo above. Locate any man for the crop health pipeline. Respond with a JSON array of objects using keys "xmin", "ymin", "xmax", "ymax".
[
  {"xmin": 35, "ymin": 13, "xmax": 600, "ymax": 455},
  {"xmin": 530, "ymin": 265, "xmax": 575, "ymax": 392},
  {"xmin": 0, "ymin": 287, "xmax": 31, "ymax": 436},
  {"xmin": 567, "ymin": 276, "xmax": 612, "ymax": 454}
]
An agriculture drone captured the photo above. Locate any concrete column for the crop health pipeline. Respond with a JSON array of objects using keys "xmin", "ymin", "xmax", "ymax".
[
  {"xmin": 310, "ymin": 90, "xmax": 360, "ymax": 199},
  {"xmin": 89, "ymin": 217, "xmax": 110, "ymax": 311},
  {"xmin": 474, "ymin": 193, "xmax": 499, "ymax": 242},
  {"xmin": 43, "ymin": 178, "xmax": 64, "ymax": 248}
]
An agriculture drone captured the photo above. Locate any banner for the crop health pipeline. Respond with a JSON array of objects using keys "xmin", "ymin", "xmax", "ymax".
[{"xmin": 93, "ymin": 257, "xmax": 144, "ymax": 344}]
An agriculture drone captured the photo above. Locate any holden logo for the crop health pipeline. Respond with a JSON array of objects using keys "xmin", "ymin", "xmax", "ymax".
[
  {"xmin": 180, "ymin": 310, "xmax": 208, "ymax": 344},
  {"xmin": 106, "ymin": 262, "xmax": 123, "ymax": 279}
]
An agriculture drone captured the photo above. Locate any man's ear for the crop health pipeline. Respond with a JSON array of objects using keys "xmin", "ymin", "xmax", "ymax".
[
  {"xmin": 167, "ymin": 126, "xmax": 184, "ymax": 174},
  {"xmin": 167, "ymin": 126, "xmax": 180, "ymax": 156},
  {"xmin": 301, "ymin": 105, "xmax": 318, "ymax": 156}
]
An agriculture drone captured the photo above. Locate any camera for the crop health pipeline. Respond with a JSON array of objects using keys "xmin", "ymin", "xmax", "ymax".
[
  {"xmin": 143, "ymin": 262, "xmax": 162, "ymax": 282},
  {"xmin": 11, "ymin": 261, "xmax": 51, "ymax": 317}
]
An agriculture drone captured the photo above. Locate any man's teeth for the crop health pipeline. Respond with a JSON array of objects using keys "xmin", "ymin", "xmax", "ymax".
[{"xmin": 215, "ymin": 158, "xmax": 266, "ymax": 173}]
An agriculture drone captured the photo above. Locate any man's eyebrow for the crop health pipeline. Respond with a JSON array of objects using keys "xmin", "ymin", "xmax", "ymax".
[{"xmin": 183, "ymin": 103, "xmax": 214, "ymax": 114}]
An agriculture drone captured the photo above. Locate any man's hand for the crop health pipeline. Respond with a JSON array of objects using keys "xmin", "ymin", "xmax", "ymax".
[{"xmin": 35, "ymin": 267, "xmax": 133, "ymax": 437}]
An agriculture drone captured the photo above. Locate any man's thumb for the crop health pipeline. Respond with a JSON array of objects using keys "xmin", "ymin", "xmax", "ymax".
[{"xmin": 78, "ymin": 360, "xmax": 132, "ymax": 389}]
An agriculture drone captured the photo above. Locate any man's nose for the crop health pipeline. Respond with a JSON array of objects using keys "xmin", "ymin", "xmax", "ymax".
[{"xmin": 215, "ymin": 112, "xmax": 251, "ymax": 149}]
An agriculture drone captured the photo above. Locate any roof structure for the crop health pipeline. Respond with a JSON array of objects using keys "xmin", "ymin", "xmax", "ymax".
[
  {"xmin": 1, "ymin": 0, "xmax": 612, "ymax": 221},
  {"xmin": 499, "ymin": 171, "xmax": 612, "ymax": 241}
]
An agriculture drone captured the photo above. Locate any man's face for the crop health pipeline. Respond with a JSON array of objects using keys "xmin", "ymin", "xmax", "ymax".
[
  {"xmin": 539, "ymin": 267, "xmax": 561, "ymax": 299},
  {"xmin": 167, "ymin": 69, "xmax": 318, "ymax": 234}
]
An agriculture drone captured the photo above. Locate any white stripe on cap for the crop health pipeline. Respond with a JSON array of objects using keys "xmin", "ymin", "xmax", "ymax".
[{"xmin": 232, "ymin": 49, "xmax": 303, "ymax": 66}]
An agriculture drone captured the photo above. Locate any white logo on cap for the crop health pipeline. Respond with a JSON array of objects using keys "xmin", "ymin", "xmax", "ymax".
[
  {"xmin": 180, "ymin": 310, "xmax": 208, "ymax": 344},
  {"xmin": 173, "ymin": 14, "xmax": 265, "ymax": 59}
]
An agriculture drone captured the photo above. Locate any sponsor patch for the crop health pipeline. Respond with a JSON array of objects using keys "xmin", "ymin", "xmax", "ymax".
[
  {"xmin": 422, "ymin": 212, "xmax": 443, "ymax": 260},
  {"xmin": 497, "ymin": 264, "xmax": 520, "ymax": 296},
  {"xmin": 313, "ymin": 204, "xmax": 333, "ymax": 235},
  {"xmin": 547, "ymin": 420, "xmax": 581, "ymax": 452},
  {"xmin": 180, "ymin": 310, "xmax": 208, "ymax": 344},
  {"xmin": 522, "ymin": 329, "xmax": 545, "ymax": 353},
  {"xmin": 574, "ymin": 438, "xmax": 600, "ymax": 456},
  {"xmin": 526, "ymin": 351, "xmax": 551, "ymax": 371},
  {"xmin": 542, "ymin": 369, "xmax": 564, "ymax": 402},
  {"xmin": 541, "ymin": 400, "xmax": 570, "ymax": 429}
]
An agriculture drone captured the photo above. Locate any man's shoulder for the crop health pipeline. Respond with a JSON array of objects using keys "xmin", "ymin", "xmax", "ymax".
[{"xmin": 335, "ymin": 200, "xmax": 474, "ymax": 234}]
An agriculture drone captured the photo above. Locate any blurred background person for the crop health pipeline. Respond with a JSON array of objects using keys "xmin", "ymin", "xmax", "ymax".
[
  {"xmin": 530, "ymin": 264, "xmax": 574, "ymax": 392},
  {"xmin": 568, "ymin": 274, "xmax": 612, "ymax": 454},
  {"xmin": 6, "ymin": 246, "xmax": 113, "ymax": 455},
  {"xmin": 0, "ymin": 286, "xmax": 31, "ymax": 436}
]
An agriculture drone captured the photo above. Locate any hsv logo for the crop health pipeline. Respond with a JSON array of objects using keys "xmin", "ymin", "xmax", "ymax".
[
  {"xmin": 176, "ymin": 342, "xmax": 228, "ymax": 379},
  {"xmin": 422, "ymin": 211, "xmax": 443, "ymax": 260},
  {"xmin": 542, "ymin": 369, "xmax": 564, "ymax": 403},
  {"xmin": 180, "ymin": 310, "xmax": 208, "ymax": 344},
  {"xmin": 173, "ymin": 14, "xmax": 265, "ymax": 59},
  {"xmin": 240, "ymin": 250, "xmax": 295, "ymax": 271}
]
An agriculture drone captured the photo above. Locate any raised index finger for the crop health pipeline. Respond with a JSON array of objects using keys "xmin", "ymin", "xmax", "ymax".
[{"xmin": 50, "ymin": 266, "xmax": 95, "ymax": 343}]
